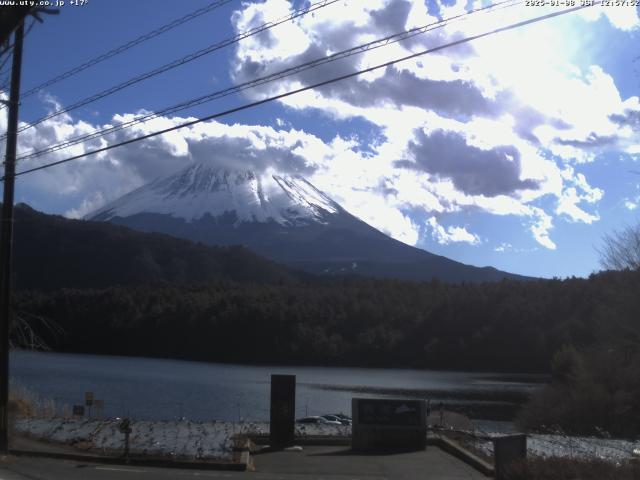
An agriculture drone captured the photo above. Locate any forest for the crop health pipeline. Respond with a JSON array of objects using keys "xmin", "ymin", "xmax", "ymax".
[{"xmin": 15, "ymin": 268, "xmax": 640, "ymax": 372}]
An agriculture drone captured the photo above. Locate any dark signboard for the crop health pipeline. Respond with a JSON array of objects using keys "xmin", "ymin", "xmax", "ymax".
[
  {"xmin": 72, "ymin": 405, "xmax": 85, "ymax": 416},
  {"xmin": 352, "ymin": 398, "xmax": 427, "ymax": 452},
  {"xmin": 270, "ymin": 374, "xmax": 295, "ymax": 447},
  {"xmin": 494, "ymin": 434, "xmax": 527, "ymax": 480},
  {"xmin": 357, "ymin": 399, "xmax": 422, "ymax": 426}
]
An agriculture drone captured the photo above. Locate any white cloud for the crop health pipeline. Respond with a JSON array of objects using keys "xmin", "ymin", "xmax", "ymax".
[
  {"xmin": 226, "ymin": 0, "xmax": 635, "ymax": 249},
  {"xmin": 494, "ymin": 242, "xmax": 511, "ymax": 252},
  {"xmin": 65, "ymin": 191, "xmax": 107, "ymax": 219},
  {"xmin": 579, "ymin": 4, "xmax": 640, "ymax": 31},
  {"xmin": 555, "ymin": 166, "xmax": 603, "ymax": 223},
  {"xmin": 427, "ymin": 216, "xmax": 480, "ymax": 245},
  {"xmin": 530, "ymin": 207, "xmax": 556, "ymax": 250},
  {"xmin": 13, "ymin": 0, "xmax": 637, "ymax": 258},
  {"xmin": 353, "ymin": 196, "xmax": 420, "ymax": 245},
  {"xmin": 494, "ymin": 242, "xmax": 537, "ymax": 253}
]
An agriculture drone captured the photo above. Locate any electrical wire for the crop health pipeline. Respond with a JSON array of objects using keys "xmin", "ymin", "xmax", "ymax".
[
  {"xmin": 3, "ymin": 4, "xmax": 594, "ymax": 181},
  {"xmin": 19, "ymin": 0, "xmax": 237, "ymax": 100},
  {"xmin": 3, "ymin": 0, "xmax": 342, "ymax": 140},
  {"xmin": 15, "ymin": 0, "xmax": 522, "ymax": 163},
  {"xmin": 0, "ymin": 46, "xmax": 14, "ymax": 84},
  {"xmin": 0, "ymin": 18, "xmax": 37, "ymax": 95},
  {"xmin": 0, "ymin": 17, "xmax": 35, "ymax": 80}
]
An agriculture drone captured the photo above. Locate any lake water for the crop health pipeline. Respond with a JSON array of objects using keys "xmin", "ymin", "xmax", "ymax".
[{"xmin": 10, "ymin": 351, "xmax": 545, "ymax": 426}]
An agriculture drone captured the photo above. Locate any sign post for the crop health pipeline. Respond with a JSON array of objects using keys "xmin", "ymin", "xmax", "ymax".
[
  {"xmin": 94, "ymin": 399, "xmax": 104, "ymax": 418},
  {"xmin": 270, "ymin": 374, "xmax": 295, "ymax": 448},
  {"xmin": 119, "ymin": 418, "xmax": 132, "ymax": 464},
  {"xmin": 84, "ymin": 391, "xmax": 94, "ymax": 418}
]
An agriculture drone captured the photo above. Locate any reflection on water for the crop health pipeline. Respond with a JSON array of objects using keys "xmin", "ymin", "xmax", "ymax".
[{"xmin": 10, "ymin": 350, "xmax": 546, "ymax": 422}]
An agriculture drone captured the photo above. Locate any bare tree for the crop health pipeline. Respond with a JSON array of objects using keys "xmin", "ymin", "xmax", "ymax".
[
  {"xmin": 10, "ymin": 311, "xmax": 63, "ymax": 351},
  {"xmin": 599, "ymin": 223, "xmax": 640, "ymax": 271}
]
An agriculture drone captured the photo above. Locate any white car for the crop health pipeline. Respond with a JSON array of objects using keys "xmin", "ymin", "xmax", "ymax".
[
  {"xmin": 318, "ymin": 416, "xmax": 342, "ymax": 425},
  {"xmin": 296, "ymin": 416, "xmax": 342, "ymax": 425},
  {"xmin": 320, "ymin": 414, "xmax": 350, "ymax": 425}
]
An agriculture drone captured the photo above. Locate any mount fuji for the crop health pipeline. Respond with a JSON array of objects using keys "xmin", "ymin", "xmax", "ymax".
[{"xmin": 89, "ymin": 162, "xmax": 528, "ymax": 282}]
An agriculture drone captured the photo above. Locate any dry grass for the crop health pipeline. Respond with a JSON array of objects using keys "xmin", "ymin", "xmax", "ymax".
[
  {"xmin": 8, "ymin": 386, "xmax": 36, "ymax": 419},
  {"xmin": 504, "ymin": 456, "xmax": 640, "ymax": 480},
  {"xmin": 8, "ymin": 384, "xmax": 69, "ymax": 420},
  {"xmin": 7, "ymin": 384, "xmax": 73, "ymax": 443}
]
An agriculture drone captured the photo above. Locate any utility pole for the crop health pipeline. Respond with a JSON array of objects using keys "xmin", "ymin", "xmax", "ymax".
[{"xmin": 0, "ymin": 20, "xmax": 24, "ymax": 455}]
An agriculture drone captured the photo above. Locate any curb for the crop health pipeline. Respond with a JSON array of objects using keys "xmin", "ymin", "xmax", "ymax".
[
  {"xmin": 428, "ymin": 434, "xmax": 494, "ymax": 477},
  {"xmin": 10, "ymin": 434, "xmax": 490, "ymax": 476},
  {"xmin": 250, "ymin": 434, "xmax": 351, "ymax": 447},
  {"xmin": 9, "ymin": 448, "xmax": 252, "ymax": 472}
]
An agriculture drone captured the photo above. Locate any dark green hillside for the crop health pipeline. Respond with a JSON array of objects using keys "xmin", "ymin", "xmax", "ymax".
[
  {"xmin": 15, "ymin": 269, "xmax": 640, "ymax": 376},
  {"xmin": 10, "ymin": 204, "xmax": 300, "ymax": 289}
]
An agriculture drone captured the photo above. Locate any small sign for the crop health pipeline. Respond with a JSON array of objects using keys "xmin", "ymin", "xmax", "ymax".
[
  {"xmin": 84, "ymin": 391, "xmax": 94, "ymax": 406},
  {"xmin": 72, "ymin": 405, "xmax": 85, "ymax": 416},
  {"xmin": 94, "ymin": 399, "xmax": 104, "ymax": 409},
  {"xmin": 358, "ymin": 399, "xmax": 421, "ymax": 426},
  {"xmin": 119, "ymin": 418, "xmax": 132, "ymax": 434}
]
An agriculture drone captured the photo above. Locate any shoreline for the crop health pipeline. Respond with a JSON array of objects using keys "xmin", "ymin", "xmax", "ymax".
[{"xmin": 11, "ymin": 348, "xmax": 554, "ymax": 376}]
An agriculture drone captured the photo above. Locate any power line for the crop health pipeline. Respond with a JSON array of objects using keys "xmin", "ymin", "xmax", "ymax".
[
  {"xmin": 4, "ymin": 4, "xmax": 593, "ymax": 181},
  {"xmin": 15, "ymin": 0, "xmax": 521, "ymax": 163},
  {"xmin": 0, "ymin": 42, "xmax": 13, "ymax": 59},
  {"xmin": 3, "ymin": 0, "xmax": 342, "ymax": 140},
  {"xmin": 0, "ymin": 46, "xmax": 14, "ymax": 85},
  {"xmin": 19, "ymin": 0, "xmax": 236, "ymax": 100},
  {"xmin": 0, "ymin": 18, "xmax": 38, "ymax": 95}
]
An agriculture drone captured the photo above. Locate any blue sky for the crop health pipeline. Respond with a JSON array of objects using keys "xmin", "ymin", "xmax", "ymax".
[{"xmin": 3, "ymin": 0, "xmax": 640, "ymax": 279}]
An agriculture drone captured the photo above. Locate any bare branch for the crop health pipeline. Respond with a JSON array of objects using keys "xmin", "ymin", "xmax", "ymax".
[
  {"xmin": 598, "ymin": 223, "xmax": 640, "ymax": 271},
  {"xmin": 10, "ymin": 310, "xmax": 64, "ymax": 351}
]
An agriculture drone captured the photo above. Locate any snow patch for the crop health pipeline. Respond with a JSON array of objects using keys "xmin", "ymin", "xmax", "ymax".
[
  {"xmin": 14, "ymin": 418, "xmax": 349, "ymax": 460},
  {"xmin": 470, "ymin": 432, "xmax": 640, "ymax": 462}
]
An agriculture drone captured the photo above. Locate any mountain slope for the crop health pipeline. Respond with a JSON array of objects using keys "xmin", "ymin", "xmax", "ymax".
[
  {"xmin": 11, "ymin": 203, "xmax": 299, "ymax": 291},
  {"xmin": 90, "ymin": 163, "xmax": 530, "ymax": 283}
]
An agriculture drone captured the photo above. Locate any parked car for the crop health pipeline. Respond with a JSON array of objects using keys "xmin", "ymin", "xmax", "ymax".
[
  {"xmin": 296, "ymin": 415, "xmax": 351, "ymax": 425},
  {"xmin": 321, "ymin": 414, "xmax": 351, "ymax": 425},
  {"xmin": 318, "ymin": 416, "xmax": 343, "ymax": 425},
  {"xmin": 296, "ymin": 416, "xmax": 321, "ymax": 423}
]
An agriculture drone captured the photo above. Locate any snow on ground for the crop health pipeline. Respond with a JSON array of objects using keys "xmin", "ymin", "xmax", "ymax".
[
  {"xmin": 16, "ymin": 417, "xmax": 639, "ymax": 463},
  {"xmin": 13, "ymin": 418, "xmax": 350, "ymax": 460},
  {"xmin": 470, "ymin": 432, "xmax": 640, "ymax": 462}
]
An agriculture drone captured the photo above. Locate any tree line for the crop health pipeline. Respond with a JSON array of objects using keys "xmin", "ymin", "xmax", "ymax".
[{"xmin": 14, "ymin": 269, "xmax": 640, "ymax": 375}]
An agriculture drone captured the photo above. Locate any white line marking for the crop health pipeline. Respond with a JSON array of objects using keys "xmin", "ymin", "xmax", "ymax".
[{"xmin": 95, "ymin": 466, "xmax": 147, "ymax": 473}]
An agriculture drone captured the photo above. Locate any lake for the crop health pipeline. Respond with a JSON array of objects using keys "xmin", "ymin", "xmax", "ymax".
[{"xmin": 10, "ymin": 351, "xmax": 546, "ymax": 428}]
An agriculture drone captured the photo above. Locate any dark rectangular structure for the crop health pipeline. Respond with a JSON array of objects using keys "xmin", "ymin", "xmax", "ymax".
[
  {"xmin": 352, "ymin": 398, "xmax": 427, "ymax": 452},
  {"xmin": 494, "ymin": 434, "xmax": 527, "ymax": 480},
  {"xmin": 270, "ymin": 374, "xmax": 296, "ymax": 447}
]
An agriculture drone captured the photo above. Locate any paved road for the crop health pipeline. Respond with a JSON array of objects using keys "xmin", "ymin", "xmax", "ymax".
[
  {"xmin": 254, "ymin": 445, "xmax": 485, "ymax": 479},
  {"xmin": 0, "ymin": 446, "xmax": 486, "ymax": 479}
]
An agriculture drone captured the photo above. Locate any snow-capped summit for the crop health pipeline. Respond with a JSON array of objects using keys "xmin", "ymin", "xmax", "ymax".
[
  {"xmin": 90, "ymin": 163, "xmax": 339, "ymax": 227},
  {"xmin": 89, "ymin": 162, "xmax": 529, "ymax": 283}
]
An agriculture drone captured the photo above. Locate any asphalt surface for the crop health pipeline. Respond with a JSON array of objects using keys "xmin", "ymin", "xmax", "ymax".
[
  {"xmin": 254, "ymin": 445, "xmax": 485, "ymax": 479},
  {"xmin": 0, "ymin": 445, "xmax": 486, "ymax": 480}
]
